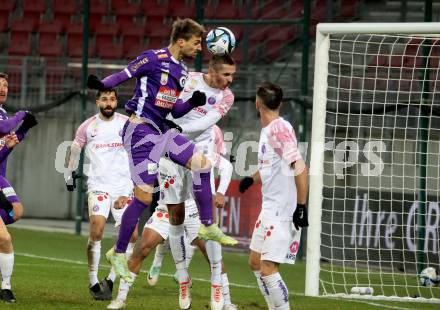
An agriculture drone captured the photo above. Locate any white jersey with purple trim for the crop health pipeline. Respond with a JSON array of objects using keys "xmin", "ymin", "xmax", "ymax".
[
  {"xmin": 170, "ymin": 72, "xmax": 234, "ymax": 146},
  {"xmin": 258, "ymin": 117, "xmax": 303, "ymax": 220},
  {"xmin": 73, "ymin": 112, "xmax": 133, "ymax": 196}
]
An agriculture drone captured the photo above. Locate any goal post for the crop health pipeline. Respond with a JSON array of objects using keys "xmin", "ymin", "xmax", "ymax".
[{"xmin": 306, "ymin": 23, "xmax": 440, "ymax": 303}]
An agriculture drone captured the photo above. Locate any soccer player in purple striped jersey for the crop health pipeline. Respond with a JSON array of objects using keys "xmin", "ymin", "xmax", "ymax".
[
  {"xmin": 0, "ymin": 72, "xmax": 38, "ymax": 303},
  {"xmin": 87, "ymin": 18, "xmax": 233, "ymax": 284}
]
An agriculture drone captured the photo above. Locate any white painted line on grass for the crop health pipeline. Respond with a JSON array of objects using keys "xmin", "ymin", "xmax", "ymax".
[{"xmin": 16, "ymin": 252, "xmax": 414, "ymax": 309}]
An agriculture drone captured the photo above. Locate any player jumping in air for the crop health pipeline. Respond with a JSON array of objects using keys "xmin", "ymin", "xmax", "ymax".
[
  {"xmin": 0, "ymin": 72, "xmax": 38, "ymax": 303},
  {"xmin": 66, "ymin": 89, "xmax": 137, "ymax": 301},
  {"xmin": 239, "ymin": 82, "xmax": 309, "ymax": 310},
  {"xmin": 86, "ymin": 18, "xmax": 233, "ymax": 284}
]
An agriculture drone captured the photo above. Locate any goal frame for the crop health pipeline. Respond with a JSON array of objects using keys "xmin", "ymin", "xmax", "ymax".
[{"xmin": 305, "ymin": 22, "xmax": 440, "ymax": 300}]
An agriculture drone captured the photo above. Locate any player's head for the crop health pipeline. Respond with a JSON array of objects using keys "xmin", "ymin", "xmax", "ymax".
[
  {"xmin": 96, "ymin": 89, "xmax": 117, "ymax": 119},
  {"xmin": 208, "ymin": 54, "xmax": 236, "ymax": 90},
  {"xmin": 0, "ymin": 72, "xmax": 9, "ymax": 104},
  {"xmin": 170, "ymin": 18, "xmax": 205, "ymax": 59},
  {"xmin": 256, "ymin": 82, "xmax": 283, "ymax": 113}
]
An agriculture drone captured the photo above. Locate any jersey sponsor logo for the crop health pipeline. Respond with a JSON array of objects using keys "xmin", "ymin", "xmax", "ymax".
[
  {"xmin": 188, "ymin": 211, "xmax": 199, "ymax": 219},
  {"xmin": 193, "ymin": 107, "xmax": 207, "ymax": 115},
  {"xmin": 93, "ymin": 142, "xmax": 123, "ymax": 149},
  {"xmin": 207, "ymin": 96, "xmax": 216, "ymax": 105},
  {"xmin": 2, "ymin": 187, "xmax": 16, "ymax": 197},
  {"xmin": 155, "ymin": 87, "xmax": 180, "ymax": 109},
  {"xmin": 130, "ymin": 57, "xmax": 149, "ymax": 72},
  {"xmin": 161, "ymin": 62, "xmax": 170, "ymax": 68}
]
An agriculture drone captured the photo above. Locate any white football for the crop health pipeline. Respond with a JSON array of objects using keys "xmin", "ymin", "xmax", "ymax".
[
  {"xmin": 206, "ymin": 27, "xmax": 236, "ymax": 55},
  {"xmin": 419, "ymin": 267, "xmax": 440, "ymax": 287}
]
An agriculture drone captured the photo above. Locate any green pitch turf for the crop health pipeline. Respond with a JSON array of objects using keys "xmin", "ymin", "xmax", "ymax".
[{"xmin": 3, "ymin": 227, "xmax": 437, "ymax": 309}]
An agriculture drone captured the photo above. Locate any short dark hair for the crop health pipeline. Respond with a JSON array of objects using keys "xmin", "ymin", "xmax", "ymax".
[
  {"xmin": 96, "ymin": 88, "xmax": 117, "ymax": 99},
  {"xmin": 0, "ymin": 73, "xmax": 8, "ymax": 81},
  {"xmin": 209, "ymin": 54, "xmax": 235, "ymax": 71},
  {"xmin": 256, "ymin": 82, "xmax": 283, "ymax": 110},
  {"xmin": 170, "ymin": 18, "xmax": 205, "ymax": 44}
]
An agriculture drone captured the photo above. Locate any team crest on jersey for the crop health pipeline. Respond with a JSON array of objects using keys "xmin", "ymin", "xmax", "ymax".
[
  {"xmin": 207, "ymin": 96, "xmax": 216, "ymax": 105},
  {"xmin": 93, "ymin": 205, "xmax": 99, "ymax": 212},
  {"xmin": 261, "ymin": 144, "xmax": 266, "ymax": 154},
  {"xmin": 160, "ymin": 72, "xmax": 169, "ymax": 85}
]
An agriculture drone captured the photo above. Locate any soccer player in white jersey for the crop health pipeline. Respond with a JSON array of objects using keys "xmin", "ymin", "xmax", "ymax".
[
  {"xmin": 66, "ymin": 89, "xmax": 137, "ymax": 300},
  {"xmin": 161, "ymin": 55, "xmax": 236, "ymax": 310},
  {"xmin": 239, "ymin": 82, "xmax": 309, "ymax": 310}
]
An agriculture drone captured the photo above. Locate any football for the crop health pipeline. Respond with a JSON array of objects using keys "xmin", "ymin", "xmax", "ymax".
[
  {"xmin": 419, "ymin": 267, "xmax": 440, "ymax": 287},
  {"xmin": 206, "ymin": 27, "xmax": 236, "ymax": 55}
]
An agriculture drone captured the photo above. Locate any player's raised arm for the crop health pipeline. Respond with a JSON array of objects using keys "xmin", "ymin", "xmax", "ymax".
[
  {"xmin": 0, "ymin": 111, "xmax": 26, "ymax": 134},
  {"xmin": 87, "ymin": 52, "xmax": 158, "ymax": 91}
]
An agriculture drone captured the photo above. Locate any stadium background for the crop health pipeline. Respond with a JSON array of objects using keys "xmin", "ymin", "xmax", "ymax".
[{"xmin": 1, "ymin": 0, "xmax": 439, "ymax": 250}]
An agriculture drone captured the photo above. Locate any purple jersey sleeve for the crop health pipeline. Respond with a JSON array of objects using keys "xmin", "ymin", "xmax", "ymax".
[
  {"xmin": 0, "ymin": 145, "xmax": 11, "ymax": 163},
  {"xmin": 125, "ymin": 51, "xmax": 157, "ymax": 78},
  {"xmin": 0, "ymin": 111, "xmax": 26, "ymax": 134}
]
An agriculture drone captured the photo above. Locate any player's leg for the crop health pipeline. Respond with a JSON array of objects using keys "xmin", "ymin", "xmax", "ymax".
[
  {"xmin": 108, "ymin": 227, "xmax": 164, "ymax": 309},
  {"xmin": 0, "ymin": 219, "xmax": 15, "ymax": 303},
  {"xmin": 147, "ymin": 238, "xmax": 169, "ymax": 286},
  {"xmin": 249, "ymin": 217, "xmax": 275, "ymax": 310},
  {"xmin": 260, "ymin": 261, "xmax": 289, "ymax": 310},
  {"xmin": 168, "ymin": 202, "xmax": 192, "ymax": 310},
  {"xmin": 0, "ymin": 178, "xmax": 22, "ymax": 303},
  {"xmin": 87, "ymin": 191, "xmax": 111, "ymax": 300},
  {"xmin": 107, "ymin": 120, "xmax": 160, "ymax": 281},
  {"xmin": 167, "ymin": 134, "xmax": 236, "ymax": 246}
]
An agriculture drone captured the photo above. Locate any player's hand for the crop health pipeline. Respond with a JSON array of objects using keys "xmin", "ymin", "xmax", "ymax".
[
  {"xmin": 114, "ymin": 196, "xmax": 129, "ymax": 209},
  {"xmin": 164, "ymin": 119, "xmax": 182, "ymax": 133},
  {"xmin": 66, "ymin": 171, "xmax": 81, "ymax": 192},
  {"xmin": 3, "ymin": 133, "xmax": 19, "ymax": 148},
  {"xmin": 188, "ymin": 90, "xmax": 206, "ymax": 107},
  {"xmin": 292, "ymin": 203, "xmax": 308, "ymax": 230},
  {"xmin": 214, "ymin": 192, "xmax": 225, "ymax": 208},
  {"xmin": 23, "ymin": 111, "xmax": 38, "ymax": 129},
  {"xmin": 239, "ymin": 176, "xmax": 254, "ymax": 193},
  {"xmin": 87, "ymin": 74, "xmax": 105, "ymax": 90}
]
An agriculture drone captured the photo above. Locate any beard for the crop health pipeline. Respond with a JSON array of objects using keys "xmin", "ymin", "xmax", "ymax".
[{"xmin": 100, "ymin": 106, "xmax": 116, "ymax": 118}]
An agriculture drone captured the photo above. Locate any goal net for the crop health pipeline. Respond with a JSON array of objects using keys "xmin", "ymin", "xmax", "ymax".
[{"xmin": 306, "ymin": 23, "xmax": 440, "ymax": 303}]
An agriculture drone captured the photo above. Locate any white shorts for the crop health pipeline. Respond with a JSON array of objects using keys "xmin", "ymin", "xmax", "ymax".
[
  {"xmin": 249, "ymin": 214, "xmax": 301, "ymax": 265},
  {"xmin": 159, "ymin": 155, "xmax": 216, "ymax": 205},
  {"xmin": 144, "ymin": 206, "xmax": 201, "ymax": 243},
  {"xmin": 87, "ymin": 190, "xmax": 131, "ymax": 227}
]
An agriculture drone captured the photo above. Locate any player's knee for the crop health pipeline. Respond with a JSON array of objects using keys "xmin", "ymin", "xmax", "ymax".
[
  {"xmin": 260, "ymin": 261, "xmax": 278, "ymax": 277},
  {"xmin": 248, "ymin": 256, "xmax": 260, "ymax": 271},
  {"xmin": 140, "ymin": 241, "xmax": 154, "ymax": 258},
  {"xmin": 134, "ymin": 190, "xmax": 153, "ymax": 206},
  {"xmin": 0, "ymin": 231, "xmax": 12, "ymax": 246},
  {"xmin": 90, "ymin": 226, "xmax": 104, "ymax": 241},
  {"xmin": 188, "ymin": 153, "xmax": 212, "ymax": 172}
]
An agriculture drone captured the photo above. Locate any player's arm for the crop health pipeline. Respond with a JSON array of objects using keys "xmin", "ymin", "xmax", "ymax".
[
  {"xmin": 0, "ymin": 111, "xmax": 26, "ymax": 134},
  {"xmin": 214, "ymin": 155, "xmax": 233, "ymax": 208},
  {"xmin": 65, "ymin": 122, "xmax": 87, "ymax": 191},
  {"xmin": 15, "ymin": 112, "xmax": 38, "ymax": 141},
  {"xmin": 292, "ymin": 159, "xmax": 308, "ymax": 205},
  {"xmin": 87, "ymin": 53, "xmax": 156, "ymax": 90},
  {"xmin": 0, "ymin": 133, "xmax": 20, "ymax": 163}
]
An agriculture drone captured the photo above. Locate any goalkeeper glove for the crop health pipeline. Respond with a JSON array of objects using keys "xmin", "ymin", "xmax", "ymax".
[
  {"xmin": 87, "ymin": 74, "xmax": 105, "ymax": 90},
  {"xmin": 292, "ymin": 203, "xmax": 309, "ymax": 230},
  {"xmin": 239, "ymin": 176, "xmax": 254, "ymax": 193},
  {"xmin": 23, "ymin": 112, "xmax": 38, "ymax": 129},
  {"xmin": 66, "ymin": 171, "xmax": 81, "ymax": 192},
  {"xmin": 188, "ymin": 90, "xmax": 206, "ymax": 107},
  {"xmin": 163, "ymin": 119, "xmax": 182, "ymax": 133}
]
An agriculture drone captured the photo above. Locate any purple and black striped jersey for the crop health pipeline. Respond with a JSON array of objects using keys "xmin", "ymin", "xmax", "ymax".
[{"xmin": 124, "ymin": 48, "xmax": 188, "ymax": 123}]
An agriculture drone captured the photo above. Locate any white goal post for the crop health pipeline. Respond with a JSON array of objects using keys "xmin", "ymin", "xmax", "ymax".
[{"xmin": 306, "ymin": 23, "xmax": 440, "ymax": 303}]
